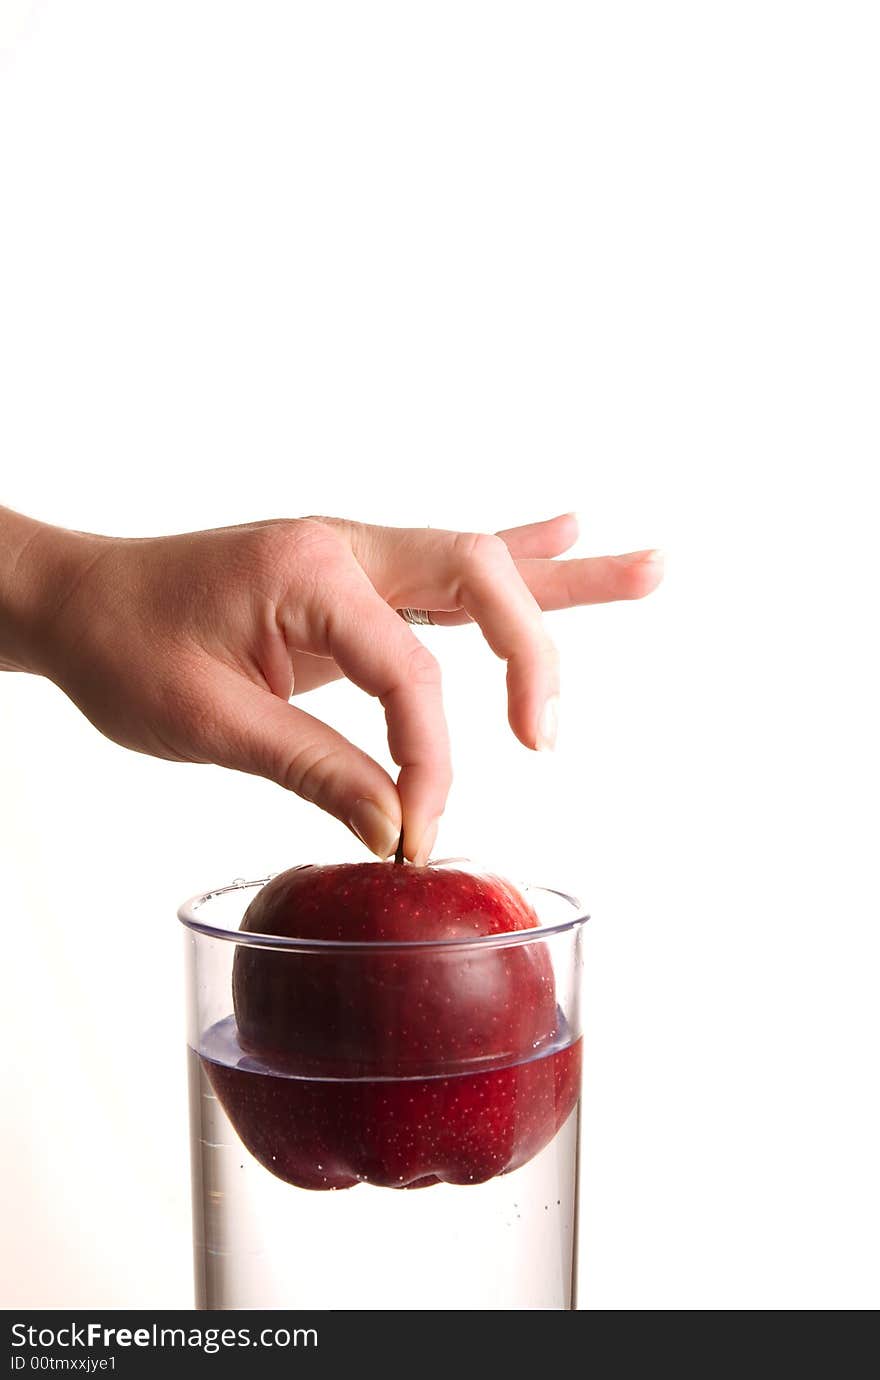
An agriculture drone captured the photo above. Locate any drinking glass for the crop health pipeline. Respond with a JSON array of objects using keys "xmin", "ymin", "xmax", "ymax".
[{"xmin": 179, "ymin": 860, "xmax": 588, "ymax": 1311}]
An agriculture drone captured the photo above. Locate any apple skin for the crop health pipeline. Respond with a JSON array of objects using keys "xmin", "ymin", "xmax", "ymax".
[
  {"xmin": 232, "ymin": 862, "xmax": 559, "ymax": 1077},
  {"xmin": 204, "ymin": 862, "xmax": 581, "ymax": 1189},
  {"xmin": 205, "ymin": 1036, "xmax": 581, "ymax": 1189}
]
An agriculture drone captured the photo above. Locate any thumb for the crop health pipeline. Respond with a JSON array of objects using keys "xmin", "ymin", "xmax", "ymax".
[{"xmin": 214, "ymin": 679, "xmax": 402, "ymax": 859}]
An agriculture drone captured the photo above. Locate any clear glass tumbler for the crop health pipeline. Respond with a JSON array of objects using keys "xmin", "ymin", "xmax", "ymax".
[{"xmin": 179, "ymin": 860, "xmax": 588, "ymax": 1311}]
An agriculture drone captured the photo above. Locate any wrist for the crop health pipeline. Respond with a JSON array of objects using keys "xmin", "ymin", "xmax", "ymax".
[{"xmin": 0, "ymin": 507, "xmax": 107, "ymax": 676}]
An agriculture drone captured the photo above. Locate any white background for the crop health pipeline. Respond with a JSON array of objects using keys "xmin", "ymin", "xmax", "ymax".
[{"xmin": 1, "ymin": 1, "xmax": 877, "ymax": 1311}]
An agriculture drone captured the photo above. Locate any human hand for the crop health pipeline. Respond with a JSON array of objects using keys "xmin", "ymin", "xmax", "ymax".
[{"xmin": 10, "ymin": 511, "xmax": 662, "ymax": 862}]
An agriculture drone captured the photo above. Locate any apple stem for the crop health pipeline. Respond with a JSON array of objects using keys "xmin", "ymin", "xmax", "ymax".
[{"xmin": 394, "ymin": 831, "xmax": 405, "ymax": 865}]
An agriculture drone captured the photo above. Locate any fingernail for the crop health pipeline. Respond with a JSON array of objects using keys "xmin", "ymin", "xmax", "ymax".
[
  {"xmin": 536, "ymin": 695, "xmax": 559, "ymax": 752},
  {"xmin": 414, "ymin": 818, "xmax": 440, "ymax": 866},
  {"xmin": 349, "ymin": 799, "xmax": 400, "ymax": 858},
  {"xmin": 617, "ymin": 548, "xmax": 664, "ymax": 565}
]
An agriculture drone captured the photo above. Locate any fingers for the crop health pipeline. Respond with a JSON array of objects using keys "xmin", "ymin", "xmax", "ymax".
[
  {"xmin": 205, "ymin": 672, "xmax": 403, "ymax": 859},
  {"xmin": 517, "ymin": 548, "xmax": 665, "ymax": 610},
  {"xmin": 495, "ymin": 512, "xmax": 580, "ymax": 559},
  {"xmin": 284, "ymin": 540, "xmax": 453, "ymax": 864},
  {"xmin": 285, "ymin": 518, "xmax": 650, "ymax": 684},
  {"xmin": 265, "ymin": 518, "xmax": 660, "ymax": 861},
  {"xmin": 430, "ymin": 547, "xmax": 665, "ymax": 624},
  {"xmin": 346, "ymin": 526, "xmax": 560, "ymax": 752},
  {"xmin": 450, "ymin": 533, "xmax": 560, "ymax": 751}
]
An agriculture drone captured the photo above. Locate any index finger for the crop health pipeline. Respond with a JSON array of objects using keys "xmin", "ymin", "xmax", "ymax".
[{"xmin": 290, "ymin": 538, "xmax": 452, "ymax": 864}]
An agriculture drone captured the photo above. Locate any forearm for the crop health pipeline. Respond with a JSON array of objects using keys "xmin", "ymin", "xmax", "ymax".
[{"xmin": 0, "ymin": 506, "xmax": 99, "ymax": 676}]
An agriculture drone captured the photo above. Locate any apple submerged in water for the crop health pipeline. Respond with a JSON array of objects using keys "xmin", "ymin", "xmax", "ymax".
[{"xmin": 203, "ymin": 861, "xmax": 582, "ymax": 1190}]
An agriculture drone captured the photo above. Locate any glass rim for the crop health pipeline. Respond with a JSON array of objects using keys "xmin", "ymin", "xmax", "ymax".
[{"xmin": 177, "ymin": 861, "xmax": 589, "ymax": 955}]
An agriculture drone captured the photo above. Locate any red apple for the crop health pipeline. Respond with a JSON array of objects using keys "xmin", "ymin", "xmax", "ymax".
[{"xmin": 203, "ymin": 861, "xmax": 581, "ymax": 1189}]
